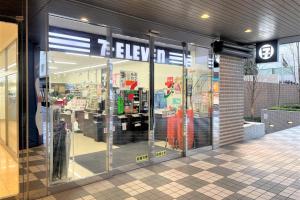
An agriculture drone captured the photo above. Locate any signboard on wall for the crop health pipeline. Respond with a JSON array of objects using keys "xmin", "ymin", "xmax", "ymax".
[
  {"xmin": 48, "ymin": 26, "xmax": 190, "ymax": 66},
  {"xmin": 256, "ymin": 40, "xmax": 278, "ymax": 63}
]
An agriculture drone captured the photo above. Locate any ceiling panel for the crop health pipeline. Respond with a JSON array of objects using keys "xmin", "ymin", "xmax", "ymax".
[
  {"xmin": 71, "ymin": 0, "xmax": 300, "ymax": 43},
  {"xmin": 0, "ymin": 0, "xmax": 23, "ymax": 17}
]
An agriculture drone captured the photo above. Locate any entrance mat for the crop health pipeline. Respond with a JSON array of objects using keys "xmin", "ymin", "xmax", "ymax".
[{"xmin": 74, "ymin": 141, "xmax": 176, "ymax": 174}]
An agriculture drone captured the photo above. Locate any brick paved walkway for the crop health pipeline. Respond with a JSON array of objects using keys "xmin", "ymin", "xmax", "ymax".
[{"xmin": 40, "ymin": 126, "xmax": 300, "ymax": 200}]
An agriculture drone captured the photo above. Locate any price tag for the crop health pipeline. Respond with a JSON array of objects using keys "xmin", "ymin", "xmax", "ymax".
[{"xmin": 122, "ymin": 123, "xmax": 127, "ymax": 131}]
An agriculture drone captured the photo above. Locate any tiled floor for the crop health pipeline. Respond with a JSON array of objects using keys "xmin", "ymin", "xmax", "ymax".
[
  {"xmin": 0, "ymin": 143, "xmax": 18, "ymax": 199},
  {"xmin": 39, "ymin": 126, "xmax": 300, "ymax": 200}
]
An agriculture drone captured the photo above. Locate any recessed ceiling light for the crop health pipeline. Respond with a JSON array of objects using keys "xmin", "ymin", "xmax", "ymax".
[
  {"xmin": 200, "ymin": 14, "xmax": 210, "ymax": 19},
  {"xmin": 53, "ymin": 61, "xmax": 77, "ymax": 65},
  {"xmin": 80, "ymin": 17, "xmax": 89, "ymax": 22},
  {"xmin": 244, "ymin": 28, "xmax": 252, "ymax": 33}
]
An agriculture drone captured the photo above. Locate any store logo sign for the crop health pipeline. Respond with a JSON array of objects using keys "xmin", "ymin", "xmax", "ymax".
[
  {"xmin": 256, "ymin": 40, "xmax": 278, "ymax": 63},
  {"xmin": 258, "ymin": 44, "xmax": 274, "ymax": 60},
  {"xmin": 98, "ymin": 39, "xmax": 184, "ymax": 64},
  {"xmin": 49, "ymin": 26, "xmax": 191, "ymax": 66}
]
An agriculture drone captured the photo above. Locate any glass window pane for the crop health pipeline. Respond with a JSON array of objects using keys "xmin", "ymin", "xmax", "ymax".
[
  {"xmin": 187, "ymin": 46, "xmax": 212, "ymax": 149},
  {"xmin": 0, "ymin": 77, "xmax": 5, "ymax": 143},
  {"xmin": 7, "ymin": 42, "xmax": 17, "ymax": 73},
  {"xmin": 7, "ymin": 74, "xmax": 18, "ymax": 154},
  {"xmin": 154, "ymin": 39, "xmax": 183, "ymax": 156},
  {"xmin": 110, "ymin": 31, "xmax": 150, "ymax": 169},
  {"xmin": 47, "ymin": 24, "xmax": 109, "ymax": 183}
]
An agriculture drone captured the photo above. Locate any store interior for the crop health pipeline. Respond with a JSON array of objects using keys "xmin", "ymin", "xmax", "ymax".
[
  {"xmin": 46, "ymin": 42, "xmax": 212, "ymax": 183},
  {"xmin": 47, "ymin": 51, "xmax": 188, "ymax": 182},
  {"xmin": 44, "ymin": 16, "xmax": 212, "ymax": 183},
  {"xmin": 0, "ymin": 21, "xmax": 19, "ymax": 199}
]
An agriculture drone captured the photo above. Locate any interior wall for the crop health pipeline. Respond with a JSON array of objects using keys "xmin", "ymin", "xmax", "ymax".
[{"xmin": 0, "ymin": 22, "xmax": 18, "ymax": 51}]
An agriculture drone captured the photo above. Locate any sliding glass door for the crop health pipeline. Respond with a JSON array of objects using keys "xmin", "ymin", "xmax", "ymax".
[
  {"xmin": 44, "ymin": 16, "xmax": 213, "ymax": 188},
  {"xmin": 186, "ymin": 44, "xmax": 212, "ymax": 152}
]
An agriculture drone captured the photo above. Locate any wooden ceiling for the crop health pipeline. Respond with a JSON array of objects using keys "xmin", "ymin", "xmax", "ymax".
[{"xmin": 73, "ymin": 0, "xmax": 300, "ymax": 43}]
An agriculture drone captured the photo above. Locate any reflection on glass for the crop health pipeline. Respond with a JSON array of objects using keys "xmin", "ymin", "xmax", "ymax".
[
  {"xmin": 7, "ymin": 74, "xmax": 18, "ymax": 154},
  {"xmin": 48, "ymin": 51, "xmax": 108, "ymax": 183},
  {"xmin": 154, "ymin": 43, "xmax": 184, "ymax": 155},
  {"xmin": 0, "ymin": 21, "xmax": 19, "ymax": 199},
  {"xmin": 7, "ymin": 42, "xmax": 17, "ymax": 73},
  {"xmin": 187, "ymin": 46, "xmax": 212, "ymax": 149},
  {"xmin": 0, "ymin": 52, "xmax": 5, "ymax": 142},
  {"xmin": 110, "ymin": 58, "xmax": 149, "ymax": 169}
]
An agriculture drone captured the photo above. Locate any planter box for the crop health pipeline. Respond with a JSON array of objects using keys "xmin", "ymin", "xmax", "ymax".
[
  {"xmin": 243, "ymin": 122, "xmax": 265, "ymax": 141},
  {"xmin": 261, "ymin": 109, "xmax": 300, "ymax": 134}
]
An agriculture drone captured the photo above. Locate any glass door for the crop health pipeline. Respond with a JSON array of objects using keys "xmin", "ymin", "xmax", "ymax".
[
  {"xmin": 186, "ymin": 44, "xmax": 212, "ymax": 152},
  {"xmin": 153, "ymin": 38, "xmax": 184, "ymax": 159},
  {"xmin": 110, "ymin": 30, "xmax": 150, "ymax": 169},
  {"xmin": 46, "ymin": 22, "xmax": 110, "ymax": 184}
]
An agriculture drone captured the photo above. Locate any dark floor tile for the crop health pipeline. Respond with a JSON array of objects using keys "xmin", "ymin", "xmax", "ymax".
[
  {"xmin": 214, "ymin": 178, "xmax": 248, "ymax": 192},
  {"xmin": 94, "ymin": 187, "xmax": 130, "ymax": 200},
  {"xmin": 109, "ymin": 173, "xmax": 136, "ymax": 186},
  {"xmin": 140, "ymin": 174, "xmax": 172, "ymax": 188},
  {"xmin": 203, "ymin": 151, "xmax": 223, "ymax": 157},
  {"xmin": 290, "ymin": 179, "xmax": 300, "ymax": 189},
  {"xmin": 202, "ymin": 157, "xmax": 227, "ymax": 165},
  {"xmin": 231, "ymin": 158, "xmax": 255, "ymax": 165},
  {"xmin": 53, "ymin": 188, "xmax": 89, "ymax": 200},
  {"xmin": 176, "ymin": 165, "xmax": 202, "ymax": 175},
  {"xmin": 208, "ymin": 166, "xmax": 236, "ymax": 176},
  {"xmin": 271, "ymin": 195, "xmax": 290, "ymax": 200},
  {"xmin": 177, "ymin": 191, "xmax": 215, "ymax": 200},
  {"xmin": 223, "ymin": 193, "xmax": 248, "ymax": 200},
  {"xmin": 177, "ymin": 157, "xmax": 199, "ymax": 164},
  {"xmin": 145, "ymin": 164, "xmax": 171, "ymax": 174},
  {"xmin": 268, "ymin": 184, "xmax": 288, "ymax": 195},
  {"xmin": 251, "ymin": 179, "xmax": 278, "ymax": 191},
  {"xmin": 28, "ymin": 180, "xmax": 46, "ymax": 190},
  {"xmin": 241, "ymin": 167, "xmax": 270, "ymax": 178},
  {"xmin": 177, "ymin": 176, "xmax": 209, "ymax": 190},
  {"xmin": 134, "ymin": 189, "xmax": 173, "ymax": 200}
]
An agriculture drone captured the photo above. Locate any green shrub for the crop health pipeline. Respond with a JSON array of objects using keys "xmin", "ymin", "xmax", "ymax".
[
  {"xmin": 269, "ymin": 104, "xmax": 300, "ymax": 111},
  {"xmin": 244, "ymin": 117, "xmax": 261, "ymax": 122}
]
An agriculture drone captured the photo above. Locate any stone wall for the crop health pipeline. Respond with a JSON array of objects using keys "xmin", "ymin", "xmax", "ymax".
[{"xmin": 244, "ymin": 82, "xmax": 299, "ymax": 118}]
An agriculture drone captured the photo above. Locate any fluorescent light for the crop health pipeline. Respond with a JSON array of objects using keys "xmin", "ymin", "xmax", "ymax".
[
  {"xmin": 49, "ymin": 37, "xmax": 90, "ymax": 48},
  {"xmin": 49, "ymin": 66, "xmax": 58, "ymax": 69},
  {"xmin": 169, "ymin": 52, "xmax": 183, "ymax": 56},
  {"xmin": 8, "ymin": 63, "xmax": 16, "ymax": 68},
  {"xmin": 54, "ymin": 60, "xmax": 129, "ymax": 74},
  {"xmin": 49, "ymin": 44, "xmax": 90, "ymax": 53},
  {"xmin": 200, "ymin": 14, "xmax": 210, "ymax": 19},
  {"xmin": 169, "ymin": 56, "xmax": 183, "ymax": 61},
  {"xmin": 80, "ymin": 17, "xmax": 89, "ymax": 22},
  {"xmin": 54, "ymin": 61, "xmax": 77, "ymax": 65},
  {"xmin": 65, "ymin": 53, "xmax": 104, "ymax": 59},
  {"xmin": 49, "ymin": 32, "xmax": 90, "ymax": 42},
  {"xmin": 65, "ymin": 52, "xmax": 89, "ymax": 57},
  {"xmin": 169, "ymin": 60, "xmax": 183, "ymax": 64},
  {"xmin": 269, "ymin": 124, "xmax": 274, "ymax": 127},
  {"xmin": 54, "ymin": 64, "xmax": 106, "ymax": 74},
  {"xmin": 90, "ymin": 55, "xmax": 104, "ymax": 59},
  {"xmin": 287, "ymin": 121, "xmax": 293, "ymax": 124},
  {"xmin": 244, "ymin": 29, "xmax": 252, "ymax": 33}
]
